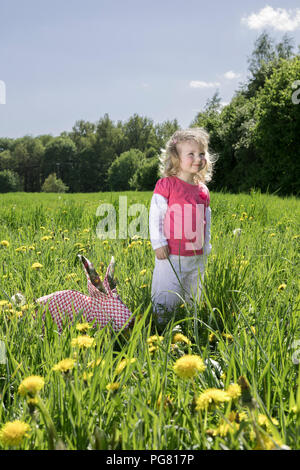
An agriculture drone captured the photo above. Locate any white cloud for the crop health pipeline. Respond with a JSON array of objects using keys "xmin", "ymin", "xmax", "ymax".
[
  {"xmin": 223, "ymin": 71, "xmax": 241, "ymax": 80},
  {"xmin": 190, "ymin": 80, "xmax": 220, "ymax": 89},
  {"xmin": 241, "ymin": 5, "xmax": 300, "ymax": 31}
]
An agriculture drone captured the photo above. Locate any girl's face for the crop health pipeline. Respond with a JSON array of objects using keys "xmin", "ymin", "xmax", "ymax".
[{"xmin": 176, "ymin": 140, "xmax": 207, "ymax": 182}]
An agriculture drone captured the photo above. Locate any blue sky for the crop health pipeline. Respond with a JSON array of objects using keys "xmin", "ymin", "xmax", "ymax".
[{"xmin": 1, "ymin": 0, "xmax": 300, "ymax": 138}]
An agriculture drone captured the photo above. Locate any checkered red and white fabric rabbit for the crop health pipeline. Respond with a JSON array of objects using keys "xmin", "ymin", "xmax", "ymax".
[{"xmin": 35, "ymin": 255, "xmax": 134, "ymax": 333}]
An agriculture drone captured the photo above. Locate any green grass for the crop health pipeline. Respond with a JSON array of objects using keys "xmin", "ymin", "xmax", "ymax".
[{"xmin": 0, "ymin": 189, "xmax": 299, "ymax": 450}]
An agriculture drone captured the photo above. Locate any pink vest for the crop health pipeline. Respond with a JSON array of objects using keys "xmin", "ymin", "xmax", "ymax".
[{"xmin": 153, "ymin": 176, "xmax": 210, "ymax": 256}]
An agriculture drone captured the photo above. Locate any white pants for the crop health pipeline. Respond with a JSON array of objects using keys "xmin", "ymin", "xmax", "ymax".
[{"xmin": 151, "ymin": 254, "xmax": 207, "ymax": 324}]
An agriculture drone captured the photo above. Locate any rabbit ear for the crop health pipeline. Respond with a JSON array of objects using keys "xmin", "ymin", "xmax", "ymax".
[
  {"xmin": 106, "ymin": 256, "xmax": 117, "ymax": 291},
  {"xmin": 78, "ymin": 254, "xmax": 107, "ymax": 294},
  {"xmin": 107, "ymin": 256, "xmax": 115, "ymax": 279}
]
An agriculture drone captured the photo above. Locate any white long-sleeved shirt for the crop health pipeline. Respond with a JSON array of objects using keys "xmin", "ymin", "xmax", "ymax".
[{"xmin": 149, "ymin": 193, "xmax": 212, "ymax": 256}]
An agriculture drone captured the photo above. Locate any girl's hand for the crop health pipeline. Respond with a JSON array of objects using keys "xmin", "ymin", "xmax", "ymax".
[{"xmin": 155, "ymin": 245, "xmax": 169, "ymax": 259}]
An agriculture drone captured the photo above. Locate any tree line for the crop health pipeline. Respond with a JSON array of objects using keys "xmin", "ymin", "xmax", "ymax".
[{"xmin": 0, "ymin": 32, "xmax": 299, "ymax": 196}]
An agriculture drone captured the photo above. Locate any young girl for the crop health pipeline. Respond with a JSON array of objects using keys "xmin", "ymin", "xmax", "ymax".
[{"xmin": 149, "ymin": 127, "xmax": 216, "ymax": 327}]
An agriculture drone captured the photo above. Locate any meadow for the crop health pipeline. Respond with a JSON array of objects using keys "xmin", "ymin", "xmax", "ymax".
[{"xmin": 0, "ymin": 189, "xmax": 299, "ymax": 450}]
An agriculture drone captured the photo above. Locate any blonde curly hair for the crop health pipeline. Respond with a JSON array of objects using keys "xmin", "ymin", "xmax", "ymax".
[{"xmin": 158, "ymin": 127, "xmax": 217, "ymax": 184}]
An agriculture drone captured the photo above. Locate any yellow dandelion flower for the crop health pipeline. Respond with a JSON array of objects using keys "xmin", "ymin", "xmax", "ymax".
[
  {"xmin": 0, "ymin": 300, "xmax": 9, "ymax": 307},
  {"xmin": 15, "ymin": 246, "xmax": 27, "ymax": 253},
  {"xmin": 115, "ymin": 358, "xmax": 136, "ymax": 374},
  {"xmin": 106, "ymin": 382, "xmax": 120, "ymax": 392},
  {"xmin": 270, "ymin": 233, "xmax": 276, "ymax": 237},
  {"xmin": 18, "ymin": 375, "xmax": 45, "ymax": 397},
  {"xmin": 195, "ymin": 388, "xmax": 230, "ymax": 410},
  {"xmin": 0, "ymin": 420, "xmax": 31, "ymax": 447},
  {"xmin": 82, "ymin": 371, "xmax": 93, "ymax": 382},
  {"xmin": 0, "ymin": 240, "xmax": 10, "ymax": 247},
  {"xmin": 209, "ymin": 332, "xmax": 217, "ymax": 343},
  {"xmin": 172, "ymin": 333, "xmax": 191, "ymax": 345},
  {"xmin": 52, "ymin": 358, "xmax": 75, "ymax": 373},
  {"xmin": 74, "ymin": 242, "xmax": 84, "ymax": 248},
  {"xmin": 147, "ymin": 335, "xmax": 164, "ymax": 344},
  {"xmin": 222, "ymin": 332, "xmax": 234, "ymax": 341},
  {"xmin": 277, "ymin": 283, "xmax": 287, "ymax": 292},
  {"xmin": 140, "ymin": 269, "xmax": 147, "ymax": 275},
  {"xmin": 41, "ymin": 236, "xmax": 51, "ymax": 241},
  {"xmin": 71, "ymin": 336, "xmax": 94, "ymax": 349},
  {"xmin": 173, "ymin": 355, "xmax": 206, "ymax": 379},
  {"xmin": 226, "ymin": 383, "xmax": 242, "ymax": 400},
  {"xmin": 257, "ymin": 414, "xmax": 279, "ymax": 430},
  {"xmin": 148, "ymin": 345, "xmax": 158, "ymax": 353},
  {"xmin": 76, "ymin": 322, "xmax": 92, "ymax": 332},
  {"xmin": 26, "ymin": 396, "xmax": 39, "ymax": 406},
  {"xmin": 237, "ymin": 411, "xmax": 249, "ymax": 422},
  {"xmin": 31, "ymin": 262, "xmax": 43, "ymax": 270}
]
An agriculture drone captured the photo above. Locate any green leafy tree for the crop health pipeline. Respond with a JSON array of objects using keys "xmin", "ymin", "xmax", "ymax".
[
  {"xmin": 42, "ymin": 137, "xmax": 77, "ymax": 192},
  {"xmin": 94, "ymin": 114, "xmax": 126, "ymax": 191},
  {"xmin": 77, "ymin": 136, "xmax": 103, "ymax": 192},
  {"xmin": 154, "ymin": 119, "xmax": 180, "ymax": 150},
  {"xmin": 107, "ymin": 149, "xmax": 145, "ymax": 191},
  {"xmin": 129, "ymin": 157, "xmax": 159, "ymax": 191},
  {"xmin": 0, "ymin": 150, "xmax": 15, "ymax": 172},
  {"xmin": 242, "ymin": 31, "xmax": 295, "ymax": 98},
  {"xmin": 0, "ymin": 138, "xmax": 14, "ymax": 152},
  {"xmin": 11, "ymin": 137, "xmax": 42, "ymax": 192},
  {"xmin": 254, "ymin": 56, "xmax": 300, "ymax": 195},
  {"xmin": 0, "ymin": 169, "xmax": 21, "ymax": 192},
  {"xmin": 213, "ymin": 93, "xmax": 258, "ymax": 192},
  {"xmin": 41, "ymin": 173, "xmax": 69, "ymax": 193},
  {"xmin": 69, "ymin": 120, "xmax": 96, "ymax": 151},
  {"xmin": 122, "ymin": 114, "xmax": 156, "ymax": 152}
]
